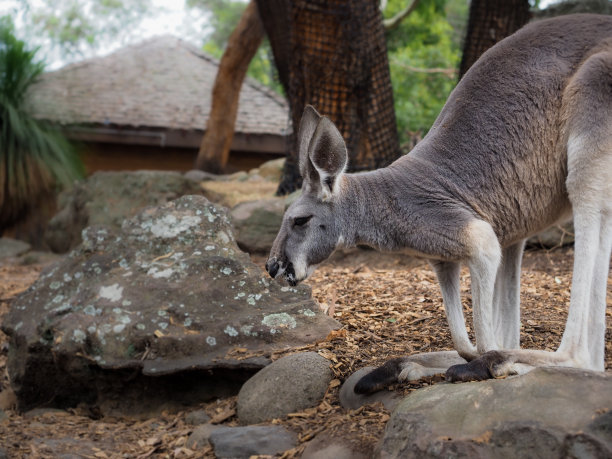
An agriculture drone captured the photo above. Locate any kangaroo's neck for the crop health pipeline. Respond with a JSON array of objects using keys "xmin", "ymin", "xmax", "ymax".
[
  {"xmin": 336, "ymin": 153, "xmax": 476, "ymax": 260},
  {"xmin": 337, "ymin": 171, "xmax": 391, "ymax": 250},
  {"xmin": 336, "ymin": 166, "xmax": 426, "ymax": 251}
]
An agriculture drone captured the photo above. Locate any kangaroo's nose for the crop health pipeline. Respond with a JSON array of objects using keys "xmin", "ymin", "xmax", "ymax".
[{"xmin": 266, "ymin": 260, "xmax": 279, "ymax": 278}]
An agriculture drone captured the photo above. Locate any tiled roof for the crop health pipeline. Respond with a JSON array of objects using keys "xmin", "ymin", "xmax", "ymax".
[{"xmin": 24, "ymin": 36, "xmax": 290, "ymax": 136}]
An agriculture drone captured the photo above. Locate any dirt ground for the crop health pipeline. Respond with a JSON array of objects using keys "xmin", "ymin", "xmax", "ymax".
[{"xmin": 0, "ymin": 246, "xmax": 611, "ymax": 458}]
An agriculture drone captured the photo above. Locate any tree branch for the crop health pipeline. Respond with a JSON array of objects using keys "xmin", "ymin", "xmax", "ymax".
[
  {"xmin": 390, "ymin": 57, "xmax": 457, "ymax": 78},
  {"xmin": 383, "ymin": 0, "xmax": 420, "ymax": 30}
]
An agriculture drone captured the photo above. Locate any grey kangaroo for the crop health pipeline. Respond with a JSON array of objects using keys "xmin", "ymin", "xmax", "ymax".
[{"xmin": 266, "ymin": 14, "xmax": 612, "ymax": 390}]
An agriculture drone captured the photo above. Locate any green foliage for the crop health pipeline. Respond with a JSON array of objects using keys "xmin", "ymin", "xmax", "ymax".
[
  {"xmin": 24, "ymin": 0, "xmax": 149, "ymax": 59},
  {"xmin": 189, "ymin": 0, "xmax": 284, "ymax": 94},
  {"xmin": 0, "ymin": 17, "xmax": 83, "ymax": 229},
  {"xmin": 189, "ymin": 0, "xmax": 246, "ymax": 49},
  {"xmin": 195, "ymin": 0, "xmax": 467, "ymax": 143},
  {"xmin": 384, "ymin": 0, "xmax": 467, "ymax": 144}
]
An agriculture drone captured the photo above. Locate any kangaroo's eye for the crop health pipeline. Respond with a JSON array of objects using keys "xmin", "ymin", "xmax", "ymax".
[{"xmin": 293, "ymin": 216, "xmax": 312, "ymax": 227}]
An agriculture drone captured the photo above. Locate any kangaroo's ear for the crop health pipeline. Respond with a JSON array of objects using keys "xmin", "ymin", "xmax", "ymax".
[
  {"xmin": 298, "ymin": 105, "xmax": 322, "ymax": 181},
  {"xmin": 307, "ymin": 116, "xmax": 348, "ymax": 201}
]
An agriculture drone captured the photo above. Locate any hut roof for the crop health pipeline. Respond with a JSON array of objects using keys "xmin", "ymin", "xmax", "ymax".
[{"xmin": 25, "ymin": 35, "xmax": 289, "ymax": 137}]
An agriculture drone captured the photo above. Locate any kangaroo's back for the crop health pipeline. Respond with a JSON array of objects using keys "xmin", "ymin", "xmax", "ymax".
[{"xmin": 402, "ymin": 14, "xmax": 612, "ymax": 245}]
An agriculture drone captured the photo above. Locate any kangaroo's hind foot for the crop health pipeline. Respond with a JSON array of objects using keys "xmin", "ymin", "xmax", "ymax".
[{"xmin": 354, "ymin": 351, "xmax": 467, "ymax": 394}]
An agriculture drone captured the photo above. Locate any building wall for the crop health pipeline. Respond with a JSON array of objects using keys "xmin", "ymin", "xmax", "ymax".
[{"xmin": 79, "ymin": 142, "xmax": 283, "ymax": 174}]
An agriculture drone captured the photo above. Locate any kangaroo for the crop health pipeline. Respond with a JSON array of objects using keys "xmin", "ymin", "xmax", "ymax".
[{"xmin": 266, "ymin": 14, "xmax": 612, "ymax": 391}]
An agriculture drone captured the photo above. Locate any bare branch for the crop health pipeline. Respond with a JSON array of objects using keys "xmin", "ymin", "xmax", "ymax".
[
  {"xmin": 383, "ymin": 0, "xmax": 420, "ymax": 30},
  {"xmin": 391, "ymin": 57, "xmax": 457, "ymax": 79}
]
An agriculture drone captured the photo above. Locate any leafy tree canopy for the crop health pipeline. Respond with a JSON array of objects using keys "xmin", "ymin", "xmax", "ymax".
[
  {"xmin": 189, "ymin": 0, "xmax": 469, "ymax": 144},
  {"xmin": 11, "ymin": 0, "xmax": 151, "ymax": 62},
  {"xmin": 187, "ymin": 0, "xmax": 283, "ymax": 94},
  {"xmin": 384, "ymin": 0, "xmax": 467, "ymax": 144}
]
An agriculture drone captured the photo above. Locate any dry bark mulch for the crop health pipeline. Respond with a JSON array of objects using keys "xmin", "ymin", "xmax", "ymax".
[{"xmin": 0, "ymin": 247, "xmax": 610, "ymax": 458}]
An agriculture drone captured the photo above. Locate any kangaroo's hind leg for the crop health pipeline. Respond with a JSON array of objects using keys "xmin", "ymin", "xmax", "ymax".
[{"xmin": 555, "ymin": 48, "xmax": 612, "ymax": 371}]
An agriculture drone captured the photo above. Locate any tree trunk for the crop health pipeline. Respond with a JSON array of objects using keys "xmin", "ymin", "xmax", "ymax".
[
  {"xmin": 458, "ymin": 0, "xmax": 531, "ymax": 80},
  {"xmin": 195, "ymin": 0, "xmax": 264, "ymax": 173},
  {"xmin": 257, "ymin": 0, "xmax": 401, "ymax": 195}
]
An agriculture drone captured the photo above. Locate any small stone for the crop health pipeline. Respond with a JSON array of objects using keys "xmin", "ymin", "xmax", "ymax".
[
  {"xmin": 185, "ymin": 424, "xmax": 226, "ymax": 449},
  {"xmin": 302, "ymin": 432, "xmax": 369, "ymax": 459},
  {"xmin": 237, "ymin": 352, "xmax": 333, "ymax": 424},
  {"xmin": 0, "ymin": 238, "xmax": 31, "ymax": 259},
  {"xmin": 209, "ymin": 425, "xmax": 297, "ymax": 458},
  {"xmin": 184, "ymin": 409, "xmax": 211, "ymax": 425},
  {"xmin": 339, "ymin": 367, "xmax": 402, "ymax": 411}
]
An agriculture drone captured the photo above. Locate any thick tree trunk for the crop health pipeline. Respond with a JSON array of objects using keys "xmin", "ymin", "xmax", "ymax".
[
  {"xmin": 257, "ymin": 0, "xmax": 401, "ymax": 195},
  {"xmin": 195, "ymin": 0, "xmax": 264, "ymax": 173},
  {"xmin": 458, "ymin": 0, "xmax": 531, "ymax": 80}
]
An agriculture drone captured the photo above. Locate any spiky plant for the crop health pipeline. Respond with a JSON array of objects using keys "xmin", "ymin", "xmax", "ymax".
[{"xmin": 0, "ymin": 17, "xmax": 83, "ymax": 232}]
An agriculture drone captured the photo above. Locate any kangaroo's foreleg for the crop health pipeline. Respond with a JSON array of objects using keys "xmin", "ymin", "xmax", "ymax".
[
  {"xmin": 493, "ymin": 240, "xmax": 525, "ymax": 350},
  {"xmin": 465, "ymin": 219, "xmax": 503, "ymax": 354},
  {"xmin": 430, "ymin": 260, "xmax": 478, "ymax": 360},
  {"xmin": 445, "ymin": 219, "xmax": 504, "ymax": 381}
]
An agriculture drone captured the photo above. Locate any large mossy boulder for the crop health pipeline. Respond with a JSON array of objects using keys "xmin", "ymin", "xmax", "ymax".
[
  {"xmin": 44, "ymin": 170, "xmax": 205, "ymax": 253},
  {"xmin": 3, "ymin": 195, "xmax": 339, "ymax": 410}
]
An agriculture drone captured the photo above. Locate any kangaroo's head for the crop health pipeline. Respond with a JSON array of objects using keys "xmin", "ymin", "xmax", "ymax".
[{"xmin": 266, "ymin": 105, "xmax": 348, "ymax": 285}]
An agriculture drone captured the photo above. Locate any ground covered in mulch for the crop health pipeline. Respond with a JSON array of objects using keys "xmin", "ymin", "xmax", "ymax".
[{"xmin": 0, "ymin": 247, "xmax": 610, "ymax": 458}]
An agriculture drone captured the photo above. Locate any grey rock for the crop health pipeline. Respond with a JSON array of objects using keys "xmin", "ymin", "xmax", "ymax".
[
  {"xmin": 3, "ymin": 195, "xmax": 339, "ymax": 410},
  {"xmin": 184, "ymin": 409, "xmax": 211, "ymax": 425},
  {"xmin": 0, "ymin": 238, "xmax": 31, "ymax": 259},
  {"xmin": 339, "ymin": 367, "xmax": 403, "ymax": 411},
  {"xmin": 209, "ymin": 425, "xmax": 298, "ymax": 458},
  {"xmin": 44, "ymin": 170, "xmax": 204, "ymax": 253},
  {"xmin": 230, "ymin": 198, "xmax": 284, "ymax": 253},
  {"xmin": 252, "ymin": 158, "xmax": 285, "ymax": 182},
  {"xmin": 302, "ymin": 432, "xmax": 369, "ymax": 459},
  {"xmin": 0, "ymin": 409, "xmax": 7, "ymax": 422},
  {"xmin": 378, "ymin": 367, "xmax": 612, "ymax": 458},
  {"xmin": 184, "ymin": 169, "xmax": 221, "ymax": 182},
  {"xmin": 186, "ymin": 423, "xmax": 227, "ymax": 449},
  {"xmin": 0, "ymin": 447, "xmax": 7, "ymax": 459},
  {"xmin": 237, "ymin": 351, "xmax": 333, "ymax": 424}
]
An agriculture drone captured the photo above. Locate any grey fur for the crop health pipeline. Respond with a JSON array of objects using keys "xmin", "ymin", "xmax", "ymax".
[{"xmin": 267, "ymin": 14, "xmax": 612, "ymax": 385}]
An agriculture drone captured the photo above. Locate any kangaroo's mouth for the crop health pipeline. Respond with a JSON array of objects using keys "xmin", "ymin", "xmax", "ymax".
[
  {"xmin": 266, "ymin": 258, "xmax": 300, "ymax": 286},
  {"xmin": 284, "ymin": 263, "xmax": 298, "ymax": 286}
]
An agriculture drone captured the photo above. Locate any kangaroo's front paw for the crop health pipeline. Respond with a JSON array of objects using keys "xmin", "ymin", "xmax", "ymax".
[{"xmin": 446, "ymin": 350, "xmax": 506, "ymax": 382}]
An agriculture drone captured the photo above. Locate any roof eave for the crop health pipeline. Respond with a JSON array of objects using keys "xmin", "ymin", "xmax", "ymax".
[{"xmin": 62, "ymin": 125, "xmax": 288, "ymax": 154}]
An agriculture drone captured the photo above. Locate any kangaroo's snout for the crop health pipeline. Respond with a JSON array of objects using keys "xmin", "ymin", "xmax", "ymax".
[
  {"xmin": 265, "ymin": 257, "xmax": 298, "ymax": 285},
  {"xmin": 266, "ymin": 259, "xmax": 279, "ymax": 278}
]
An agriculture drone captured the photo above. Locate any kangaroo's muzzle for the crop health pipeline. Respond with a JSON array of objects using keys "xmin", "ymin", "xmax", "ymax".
[{"xmin": 266, "ymin": 259, "xmax": 280, "ymax": 278}]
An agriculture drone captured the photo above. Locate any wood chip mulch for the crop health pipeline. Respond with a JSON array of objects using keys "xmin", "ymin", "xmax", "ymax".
[{"xmin": 0, "ymin": 247, "xmax": 610, "ymax": 458}]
